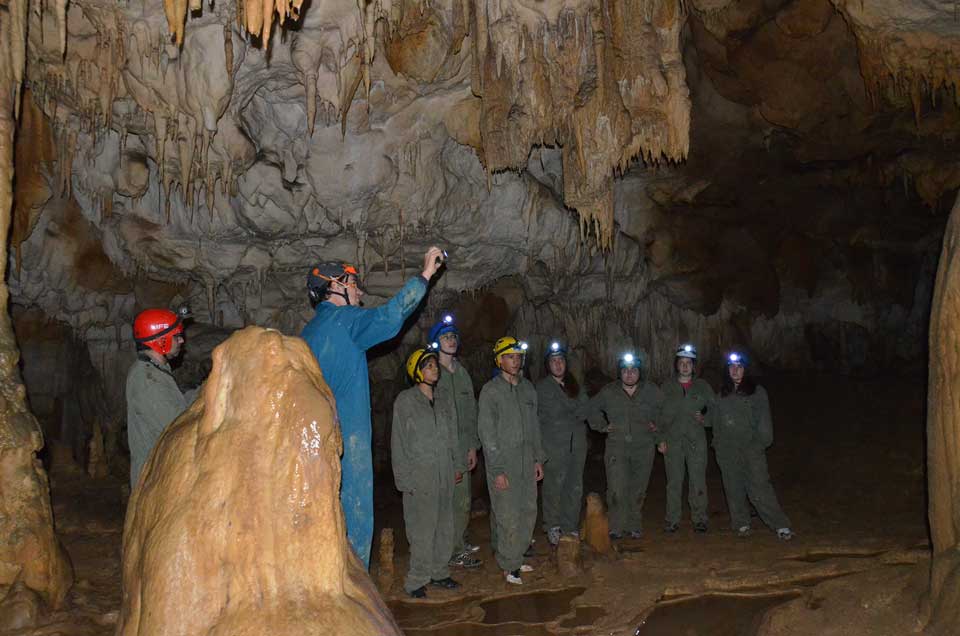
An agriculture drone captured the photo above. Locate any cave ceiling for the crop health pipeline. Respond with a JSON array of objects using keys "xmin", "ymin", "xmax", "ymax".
[{"xmin": 9, "ymin": 0, "xmax": 960, "ymax": 382}]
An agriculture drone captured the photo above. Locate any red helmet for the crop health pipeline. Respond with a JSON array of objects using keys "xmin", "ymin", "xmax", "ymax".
[{"xmin": 133, "ymin": 309, "xmax": 184, "ymax": 356}]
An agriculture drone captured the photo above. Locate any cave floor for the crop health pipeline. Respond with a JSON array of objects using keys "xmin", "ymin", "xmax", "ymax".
[{"xmin": 24, "ymin": 373, "xmax": 930, "ymax": 636}]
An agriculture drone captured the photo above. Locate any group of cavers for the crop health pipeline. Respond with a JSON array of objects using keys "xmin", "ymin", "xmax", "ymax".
[{"xmin": 123, "ymin": 246, "xmax": 792, "ymax": 603}]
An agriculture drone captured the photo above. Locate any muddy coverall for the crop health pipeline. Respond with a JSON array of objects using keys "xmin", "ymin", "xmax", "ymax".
[
  {"xmin": 391, "ymin": 385, "xmax": 463, "ymax": 593},
  {"xmin": 536, "ymin": 377, "xmax": 588, "ymax": 535},
  {"xmin": 301, "ymin": 276, "xmax": 427, "ymax": 567},
  {"xmin": 436, "ymin": 360, "xmax": 479, "ymax": 555},
  {"xmin": 478, "ymin": 374, "xmax": 544, "ymax": 573},
  {"xmin": 126, "ymin": 355, "xmax": 187, "ymax": 488},
  {"xmin": 710, "ymin": 385, "xmax": 791, "ymax": 531},
  {"xmin": 585, "ymin": 381, "xmax": 664, "ymax": 534},
  {"xmin": 659, "ymin": 378, "xmax": 715, "ymax": 527}
]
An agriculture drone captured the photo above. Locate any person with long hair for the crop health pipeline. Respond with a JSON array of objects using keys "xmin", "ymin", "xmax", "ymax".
[
  {"xmin": 536, "ymin": 341, "xmax": 589, "ymax": 546},
  {"xmin": 585, "ymin": 351, "xmax": 664, "ymax": 539},
  {"xmin": 659, "ymin": 343, "xmax": 714, "ymax": 534},
  {"xmin": 712, "ymin": 352, "xmax": 794, "ymax": 540}
]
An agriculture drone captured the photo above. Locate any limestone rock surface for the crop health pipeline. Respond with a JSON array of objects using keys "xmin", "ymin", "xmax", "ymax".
[{"xmin": 117, "ymin": 326, "xmax": 400, "ymax": 636}]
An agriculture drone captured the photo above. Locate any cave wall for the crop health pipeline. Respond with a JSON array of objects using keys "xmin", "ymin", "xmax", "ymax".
[
  {"xmin": 0, "ymin": 0, "xmax": 73, "ymax": 606},
  {"xmin": 8, "ymin": 0, "xmax": 953, "ymax": 465},
  {"xmin": 925, "ymin": 192, "xmax": 960, "ymax": 634}
]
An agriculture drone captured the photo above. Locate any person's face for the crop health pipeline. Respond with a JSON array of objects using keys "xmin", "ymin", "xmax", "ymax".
[
  {"xmin": 166, "ymin": 332, "xmax": 184, "ymax": 359},
  {"xmin": 500, "ymin": 353, "xmax": 523, "ymax": 376},
  {"xmin": 620, "ymin": 366, "xmax": 640, "ymax": 386},
  {"xmin": 676, "ymin": 357, "xmax": 694, "ymax": 377},
  {"xmin": 548, "ymin": 355, "xmax": 566, "ymax": 379},
  {"xmin": 332, "ymin": 275, "xmax": 364, "ymax": 305},
  {"xmin": 439, "ymin": 332, "xmax": 459, "ymax": 355},
  {"xmin": 728, "ymin": 363, "xmax": 744, "ymax": 385},
  {"xmin": 420, "ymin": 357, "xmax": 439, "ymax": 384}
]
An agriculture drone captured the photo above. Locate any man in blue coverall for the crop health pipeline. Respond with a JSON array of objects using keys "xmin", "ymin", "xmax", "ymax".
[{"xmin": 302, "ymin": 246, "xmax": 445, "ymax": 568}]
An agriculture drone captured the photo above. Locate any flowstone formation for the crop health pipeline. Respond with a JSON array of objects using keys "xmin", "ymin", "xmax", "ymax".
[
  {"xmin": 0, "ymin": 0, "xmax": 73, "ymax": 613},
  {"xmin": 117, "ymin": 326, "xmax": 401, "ymax": 636}
]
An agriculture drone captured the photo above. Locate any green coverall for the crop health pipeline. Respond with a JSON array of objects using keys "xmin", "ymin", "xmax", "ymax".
[
  {"xmin": 125, "ymin": 355, "xmax": 187, "ymax": 488},
  {"xmin": 436, "ymin": 360, "xmax": 479, "ymax": 555},
  {"xmin": 710, "ymin": 385, "xmax": 791, "ymax": 531},
  {"xmin": 659, "ymin": 378, "xmax": 715, "ymax": 527},
  {"xmin": 478, "ymin": 374, "xmax": 544, "ymax": 573},
  {"xmin": 586, "ymin": 381, "xmax": 664, "ymax": 534},
  {"xmin": 391, "ymin": 385, "xmax": 464, "ymax": 593},
  {"xmin": 536, "ymin": 377, "xmax": 588, "ymax": 535}
]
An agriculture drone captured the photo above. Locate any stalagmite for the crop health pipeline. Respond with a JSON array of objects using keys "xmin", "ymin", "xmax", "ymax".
[
  {"xmin": 117, "ymin": 327, "xmax": 401, "ymax": 636},
  {"xmin": 924, "ymin": 193, "xmax": 960, "ymax": 634}
]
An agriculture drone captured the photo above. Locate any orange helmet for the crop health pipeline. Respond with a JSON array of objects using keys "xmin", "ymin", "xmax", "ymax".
[{"xmin": 133, "ymin": 309, "xmax": 184, "ymax": 356}]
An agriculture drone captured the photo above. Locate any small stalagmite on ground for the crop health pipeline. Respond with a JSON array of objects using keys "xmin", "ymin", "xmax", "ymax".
[
  {"xmin": 582, "ymin": 492, "xmax": 613, "ymax": 555},
  {"xmin": 116, "ymin": 326, "xmax": 401, "ymax": 636}
]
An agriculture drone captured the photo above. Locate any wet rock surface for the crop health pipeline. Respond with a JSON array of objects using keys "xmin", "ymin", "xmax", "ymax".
[{"xmin": 9, "ymin": 373, "xmax": 933, "ymax": 636}]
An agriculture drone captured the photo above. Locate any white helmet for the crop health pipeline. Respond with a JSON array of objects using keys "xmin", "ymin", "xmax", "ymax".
[{"xmin": 675, "ymin": 343, "xmax": 697, "ymax": 359}]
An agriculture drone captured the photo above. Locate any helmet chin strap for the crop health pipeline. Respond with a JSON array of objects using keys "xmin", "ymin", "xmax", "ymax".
[{"xmin": 328, "ymin": 283, "xmax": 351, "ymax": 306}]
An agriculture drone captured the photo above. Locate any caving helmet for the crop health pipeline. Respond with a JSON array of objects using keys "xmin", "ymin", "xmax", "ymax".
[
  {"xmin": 544, "ymin": 340, "xmax": 567, "ymax": 360},
  {"xmin": 618, "ymin": 352, "xmax": 642, "ymax": 370},
  {"xmin": 428, "ymin": 314, "xmax": 460, "ymax": 352},
  {"xmin": 493, "ymin": 336, "xmax": 528, "ymax": 369},
  {"xmin": 726, "ymin": 351, "xmax": 748, "ymax": 367},
  {"xmin": 133, "ymin": 307, "xmax": 187, "ymax": 356},
  {"xmin": 675, "ymin": 343, "xmax": 698, "ymax": 360},
  {"xmin": 406, "ymin": 348, "xmax": 439, "ymax": 384},
  {"xmin": 307, "ymin": 261, "xmax": 359, "ymax": 305}
]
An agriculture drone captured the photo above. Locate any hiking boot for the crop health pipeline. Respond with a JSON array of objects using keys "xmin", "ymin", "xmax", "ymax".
[
  {"xmin": 429, "ymin": 577, "xmax": 461, "ymax": 589},
  {"xmin": 737, "ymin": 525, "xmax": 752, "ymax": 537},
  {"xmin": 505, "ymin": 570, "xmax": 523, "ymax": 585},
  {"xmin": 519, "ymin": 563, "xmax": 534, "ymax": 573},
  {"xmin": 409, "ymin": 586, "xmax": 427, "ymax": 599},
  {"xmin": 664, "ymin": 522, "xmax": 679, "ymax": 534},
  {"xmin": 463, "ymin": 542, "xmax": 481, "ymax": 553},
  {"xmin": 547, "ymin": 526, "xmax": 562, "ymax": 546},
  {"xmin": 777, "ymin": 528, "xmax": 795, "ymax": 541},
  {"xmin": 449, "ymin": 553, "xmax": 482, "ymax": 569},
  {"xmin": 694, "ymin": 522, "xmax": 708, "ymax": 534},
  {"xmin": 608, "ymin": 531, "xmax": 623, "ymax": 540},
  {"xmin": 628, "ymin": 530, "xmax": 643, "ymax": 539}
]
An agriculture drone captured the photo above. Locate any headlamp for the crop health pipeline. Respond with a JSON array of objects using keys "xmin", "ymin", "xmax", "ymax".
[
  {"xmin": 550, "ymin": 342, "xmax": 560, "ymax": 351},
  {"xmin": 443, "ymin": 314, "xmax": 453, "ymax": 324}
]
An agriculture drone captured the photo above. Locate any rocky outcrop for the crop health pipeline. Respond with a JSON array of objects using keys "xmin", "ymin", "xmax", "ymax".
[
  {"xmin": 117, "ymin": 326, "xmax": 400, "ymax": 636},
  {"xmin": 0, "ymin": 0, "xmax": 73, "ymax": 610},
  {"xmin": 925, "ymin": 193, "xmax": 960, "ymax": 634}
]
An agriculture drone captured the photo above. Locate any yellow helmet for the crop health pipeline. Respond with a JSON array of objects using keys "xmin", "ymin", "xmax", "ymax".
[
  {"xmin": 493, "ymin": 336, "xmax": 528, "ymax": 368},
  {"xmin": 405, "ymin": 348, "xmax": 438, "ymax": 383}
]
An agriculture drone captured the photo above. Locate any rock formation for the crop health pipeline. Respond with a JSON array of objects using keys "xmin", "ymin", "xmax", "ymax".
[
  {"xmin": 0, "ymin": 0, "xmax": 73, "ymax": 611},
  {"xmin": 925, "ymin": 194, "xmax": 960, "ymax": 634},
  {"xmin": 117, "ymin": 326, "xmax": 401, "ymax": 636},
  {"xmin": 581, "ymin": 492, "xmax": 612, "ymax": 555}
]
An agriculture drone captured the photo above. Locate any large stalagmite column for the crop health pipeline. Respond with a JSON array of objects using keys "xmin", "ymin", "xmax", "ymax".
[
  {"xmin": 0, "ymin": 0, "xmax": 73, "ymax": 608},
  {"xmin": 118, "ymin": 327, "xmax": 401, "ymax": 635},
  {"xmin": 926, "ymin": 194, "xmax": 960, "ymax": 632}
]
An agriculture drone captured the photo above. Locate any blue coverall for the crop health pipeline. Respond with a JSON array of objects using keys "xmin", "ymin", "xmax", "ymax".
[{"xmin": 301, "ymin": 276, "xmax": 427, "ymax": 567}]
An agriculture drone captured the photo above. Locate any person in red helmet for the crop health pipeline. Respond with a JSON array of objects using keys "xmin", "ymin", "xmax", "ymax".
[{"xmin": 126, "ymin": 307, "xmax": 189, "ymax": 488}]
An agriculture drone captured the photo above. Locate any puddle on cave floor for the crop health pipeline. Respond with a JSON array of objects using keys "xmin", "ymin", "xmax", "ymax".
[
  {"xmin": 390, "ymin": 587, "xmax": 590, "ymax": 635},
  {"xmin": 785, "ymin": 551, "xmax": 885, "ymax": 563},
  {"xmin": 480, "ymin": 587, "xmax": 586, "ymax": 624},
  {"xmin": 634, "ymin": 591, "xmax": 800, "ymax": 636}
]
